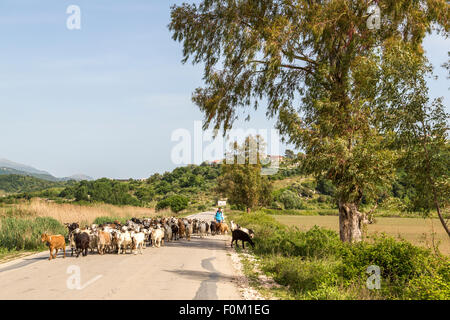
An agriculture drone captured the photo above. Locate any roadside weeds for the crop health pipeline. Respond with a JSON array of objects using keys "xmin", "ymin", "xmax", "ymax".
[{"xmin": 227, "ymin": 244, "xmax": 281, "ymax": 300}]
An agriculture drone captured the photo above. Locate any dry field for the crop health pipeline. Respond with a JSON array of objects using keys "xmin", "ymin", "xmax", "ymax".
[
  {"xmin": 274, "ymin": 215, "xmax": 450, "ymax": 256},
  {"xmin": 0, "ymin": 198, "xmax": 170, "ymax": 225}
]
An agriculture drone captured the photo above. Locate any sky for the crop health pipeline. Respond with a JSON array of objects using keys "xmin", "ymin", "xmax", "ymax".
[{"xmin": 0, "ymin": 1, "xmax": 448, "ymax": 179}]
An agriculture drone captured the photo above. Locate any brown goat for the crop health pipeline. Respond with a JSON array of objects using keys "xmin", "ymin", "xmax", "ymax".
[
  {"xmin": 216, "ymin": 223, "xmax": 229, "ymax": 235},
  {"xmin": 178, "ymin": 219, "xmax": 186, "ymax": 239},
  {"xmin": 97, "ymin": 231, "xmax": 112, "ymax": 255},
  {"xmin": 41, "ymin": 234, "xmax": 66, "ymax": 260}
]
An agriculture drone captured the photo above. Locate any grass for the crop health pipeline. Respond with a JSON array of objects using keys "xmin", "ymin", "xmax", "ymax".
[
  {"xmin": 0, "ymin": 216, "xmax": 68, "ymax": 251},
  {"xmin": 273, "ymin": 215, "xmax": 450, "ymax": 256}
]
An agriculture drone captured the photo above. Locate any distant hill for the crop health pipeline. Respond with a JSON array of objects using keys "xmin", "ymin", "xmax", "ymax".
[
  {"xmin": 0, "ymin": 167, "xmax": 59, "ymax": 182},
  {"xmin": 0, "ymin": 158, "xmax": 53, "ymax": 176},
  {"xmin": 0, "ymin": 158, "xmax": 92, "ymax": 182},
  {"xmin": 0, "ymin": 174, "xmax": 68, "ymax": 194}
]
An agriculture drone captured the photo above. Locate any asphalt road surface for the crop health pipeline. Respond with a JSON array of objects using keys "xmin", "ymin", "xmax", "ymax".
[{"xmin": 0, "ymin": 212, "xmax": 242, "ymax": 300}]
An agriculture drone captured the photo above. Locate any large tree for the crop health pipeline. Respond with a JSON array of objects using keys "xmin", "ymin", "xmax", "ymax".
[{"xmin": 169, "ymin": 0, "xmax": 449, "ymax": 242}]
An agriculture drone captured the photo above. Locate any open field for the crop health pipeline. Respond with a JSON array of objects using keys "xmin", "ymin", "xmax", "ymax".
[
  {"xmin": 0, "ymin": 198, "xmax": 169, "ymax": 225},
  {"xmin": 274, "ymin": 215, "xmax": 450, "ymax": 255}
]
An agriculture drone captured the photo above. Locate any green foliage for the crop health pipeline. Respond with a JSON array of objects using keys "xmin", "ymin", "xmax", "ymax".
[
  {"xmin": 403, "ymin": 271, "xmax": 450, "ymax": 300},
  {"xmin": 168, "ymin": 195, "xmax": 189, "ymax": 213},
  {"xmin": 263, "ymin": 256, "xmax": 347, "ymax": 299},
  {"xmin": 0, "ymin": 217, "xmax": 67, "ymax": 251},
  {"xmin": 55, "ymin": 164, "xmax": 221, "ymax": 208},
  {"xmin": 156, "ymin": 195, "xmax": 189, "ymax": 213},
  {"xmin": 277, "ymin": 190, "xmax": 305, "ymax": 210},
  {"xmin": 289, "ymin": 183, "xmax": 315, "ymax": 198},
  {"xmin": 60, "ymin": 179, "xmax": 141, "ymax": 206},
  {"xmin": 0, "ymin": 174, "xmax": 69, "ymax": 194},
  {"xmin": 315, "ymin": 177, "xmax": 336, "ymax": 197},
  {"xmin": 268, "ymin": 167, "xmax": 303, "ymax": 181},
  {"xmin": 217, "ymin": 136, "xmax": 273, "ymax": 211}
]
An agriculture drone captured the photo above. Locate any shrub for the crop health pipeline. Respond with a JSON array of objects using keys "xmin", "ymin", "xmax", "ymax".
[
  {"xmin": 156, "ymin": 195, "xmax": 189, "ymax": 213},
  {"xmin": 403, "ymin": 272, "xmax": 450, "ymax": 300},
  {"xmin": 168, "ymin": 195, "xmax": 189, "ymax": 213},
  {"xmin": 289, "ymin": 183, "xmax": 314, "ymax": 198},
  {"xmin": 339, "ymin": 235, "xmax": 450, "ymax": 298},
  {"xmin": 340, "ymin": 236, "xmax": 430, "ymax": 283},
  {"xmin": 278, "ymin": 190, "xmax": 305, "ymax": 210},
  {"xmin": 262, "ymin": 256, "xmax": 347, "ymax": 299},
  {"xmin": 316, "ymin": 177, "xmax": 336, "ymax": 196}
]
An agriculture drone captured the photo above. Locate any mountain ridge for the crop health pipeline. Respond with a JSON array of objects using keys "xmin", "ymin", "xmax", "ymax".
[{"xmin": 0, "ymin": 158, "xmax": 92, "ymax": 181}]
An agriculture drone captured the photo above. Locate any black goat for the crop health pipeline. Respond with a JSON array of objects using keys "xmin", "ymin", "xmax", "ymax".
[
  {"xmin": 74, "ymin": 232, "xmax": 90, "ymax": 257},
  {"xmin": 65, "ymin": 222, "xmax": 79, "ymax": 234},
  {"xmin": 210, "ymin": 221, "xmax": 217, "ymax": 235},
  {"xmin": 231, "ymin": 229, "xmax": 255, "ymax": 249}
]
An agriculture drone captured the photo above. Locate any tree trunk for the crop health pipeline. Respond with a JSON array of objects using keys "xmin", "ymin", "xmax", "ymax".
[{"xmin": 338, "ymin": 201, "xmax": 364, "ymax": 242}]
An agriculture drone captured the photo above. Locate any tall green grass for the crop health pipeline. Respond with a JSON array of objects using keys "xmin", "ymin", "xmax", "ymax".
[{"xmin": 0, "ymin": 217, "xmax": 67, "ymax": 251}]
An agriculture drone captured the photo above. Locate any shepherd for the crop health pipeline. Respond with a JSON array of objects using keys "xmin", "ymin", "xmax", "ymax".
[{"xmin": 215, "ymin": 207, "xmax": 224, "ymax": 224}]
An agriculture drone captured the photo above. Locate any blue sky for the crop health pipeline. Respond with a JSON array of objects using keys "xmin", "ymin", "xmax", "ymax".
[{"xmin": 0, "ymin": 1, "xmax": 448, "ymax": 179}]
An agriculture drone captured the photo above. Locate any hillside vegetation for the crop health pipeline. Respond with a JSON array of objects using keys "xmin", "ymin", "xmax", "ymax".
[
  {"xmin": 1, "ymin": 161, "xmax": 447, "ymax": 220},
  {"xmin": 0, "ymin": 174, "xmax": 71, "ymax": 194}
]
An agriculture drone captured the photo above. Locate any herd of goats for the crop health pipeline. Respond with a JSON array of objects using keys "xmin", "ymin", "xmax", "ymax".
[{"xmin": 40, "ymin": 216, "xmax": 255, "ymax": 260}]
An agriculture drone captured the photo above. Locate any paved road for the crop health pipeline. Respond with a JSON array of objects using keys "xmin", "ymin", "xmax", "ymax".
[{"xmin": 0, "ymin": 212, "xmax": 241, "ymax": 300}]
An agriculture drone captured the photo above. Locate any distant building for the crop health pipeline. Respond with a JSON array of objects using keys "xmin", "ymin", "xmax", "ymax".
[{"xmin": 265, "ymin": 155, "xmax": 285, "ymax": 164}]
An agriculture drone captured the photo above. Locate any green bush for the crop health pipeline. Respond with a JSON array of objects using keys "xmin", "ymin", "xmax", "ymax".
[
  {"xmin": 341, "ymin": 236, "xmax": 430, "ymax": 282},
  {"xmin": 0, "ymin": 217, "xmax": 67, "ymax": 251},
  {"xmin": 156, "ymin": 198, "xmax": 171, "ymax": 211},
  {"xmin": 340, "ymin": 235, "xmax": 450, "ymax": 298},
  {"xmin": 289, "ymin": 183, "xmax": 315, "ymax": 198},
  {"xmin": 262, "ymin": 256, "xmax": 346, "ymax": 298},
  {"xmin": 169, "ymin": 195, "xmax": 189, "ymax": 213},
  {"xmin": 403, "ymin": 272, "xmax": 450, "ymax": 300},
  {"xmin": 315, "ymin": 177, "xmax": 336, "ymax": 196},
  {"xmin": 278, "ymin": 190, "xmax": 305, "ymax": 209},
  {"xmin": 156, "ymin": 195, "xmax": 189, "ymax": 213}
]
